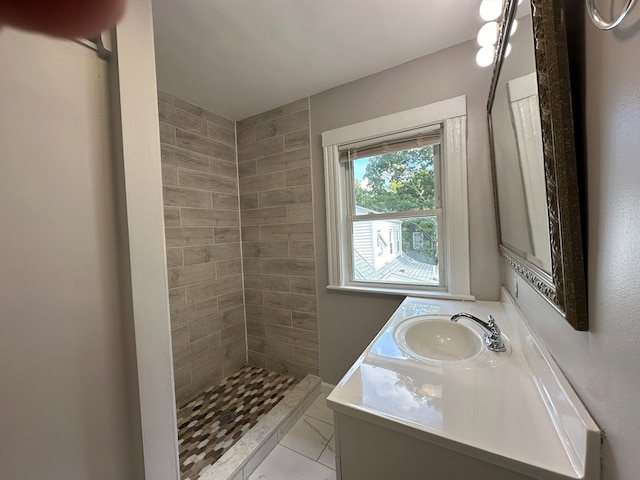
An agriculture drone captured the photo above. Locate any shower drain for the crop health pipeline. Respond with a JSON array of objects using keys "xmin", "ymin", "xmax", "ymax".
[{"xmin": 217, "ymin": 409, "xmax": 236, "ymax": 426}]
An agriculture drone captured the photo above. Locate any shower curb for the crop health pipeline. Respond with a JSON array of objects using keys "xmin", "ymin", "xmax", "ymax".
[{"xmin": 197, "ymin": 374, "xmax": 322, "ymax": 480}]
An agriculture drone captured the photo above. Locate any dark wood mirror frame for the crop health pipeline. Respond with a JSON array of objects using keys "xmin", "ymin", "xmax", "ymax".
[{"xmin": 488, "ymin": 0, "xmax": 588, "ymax": 330}]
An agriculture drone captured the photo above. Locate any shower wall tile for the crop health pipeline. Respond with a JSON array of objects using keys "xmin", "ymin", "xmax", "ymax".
[
  {"xmin": 256, "ymin": 148, "xmax": 311, "ymax": 175},
  {"xmin": 239, "ymin": 171, "xmax": 286, "ymax": 194},
  {"xmin": 174, "ymin": 364, "xmax": 190, "ymax": 391},
  {"xmin": 168, "ymin": 262, "xmax": 217, "ymax": 289},
  {"xmin": 161, "ymin": 144, "xmax": 210, "ymax": 173},
  {"xmin": 158, "ymin": 102, "xmax": 207, "ymax": 136},
  {"xmin": 170, "ymin": 297, "xmax": 218, "ymax": 329},
  {"xmin": 240, "ymin": 207, "xmax": 287, "ymax": 226},
  {"xmin": 255, "ymin": 110, "xmax": 309, "ymax": 141},
  {"xmin": 245, "ymin": 289, "xmax": 264, "ymax": 306},
  {"xmin": 284, "ymin": 130, "xmax": 310, "ymax": 151},
  {"xmin": 258, "ymin": 185, "xmax": 312, "ymax": 207},
  {"xmin": 260, "ymin": 222, "xmax": 314, "ymax": 242},
  {"xmin": 237, "ymin": 126, "xmax": 256, "ymax": 146},
  {"xmin": 164, "ymin": 207, "xmax": 181, "ymax": 227},
  {"xmin": 159, "ymin": 91, "xmax": 246, "ymax": 404},
  {"xmin": 290, "ymin": 241, "xmax": 314, "ymax": 258},
  {"xmin": 182, "ymin": 243, "xmax": 241, "ymax": 266},
  {"xmin": 247, "ymin": 320, "xmax": 266, "ymax": 337},
  {"xmin": 180, "ymin": 207, "xmax": 239, "ymax": 227},
  {"xmin": 165, "ymin": 227, "xmax": 214, "ymax": 247},
  {"xmin": 286, "ymin": 166, "xmax": 312, "ymax": 187},
  {"xmin": 176, "ymin": 129, "xmax": 235, "ymax": 162},
  {"xmin": 215, "ymin": 226, "xmax": 241, "ymax": 244},
  {"xmin": 261, "ymin": 259, "xmax": 315, "ymax": 276},
  {"xmin": 237, "ymin": 106, "xmax": 284, "ymax": 130},
  {"xmin": 173, "ymin": 97, "xmax": 234, "ymax": 131},
  {"xmin": 162, "ymin": 165, "xmax": 178, "ymax": 186},
  {"xmin": 237, "ymin": 98, "xmax": 319, "ymax": 379},
  {"xmin": 248, "ymin": 351, "xmax": 267, "ymax": 368},
  {"xmin": 207, "ymin": 121, "xmax": 236, "ymax": 145},
  {"xmin": 158, "ymin": 90, "xmax": 175, "ymax": 105},
  {"xmin": 209, "ymin": 158, "xmax": 239, "ymax": 178},
  {"xmin": 218, "ymin": 291, "xmax": 244, "ymax": 311},
  {"xmin": 165, "ymin": 248, "xmax": 184, "ymax": 269},
  {"xmin": 292, "ymin": 312, "xmax": 318, "ymax": 332},
  {"xmin": 162, "ymin": 186, "xmax": 212, "ymax": 208},
  {"xmin": 171, "ymin": 327, "xmax": 189, "ymax": 350},
  {"xmin": 240, "ymin": 193, "xmax": 259, "ymax": 210},
  {"xmin": 169, "ymin": 288, "xmax": 187, "ymax": 310},
  {"xmin": 282, "ymin": 98, "xmax": 309, "ymax": 116},
  {"xmin": 159, "ymin": 122, "xmax": 176, "ymax": 145},
  {"xmin": 238, "ymin": 159, "xmax": 257, "ymax": 178},
  {"xmin": 177, "ymin": 170, "xmax": 237, "ymax": 193},
  {"xmin": 185, "ymin": 274, "xmax": 243, "ymax": 305},
  {"xmin": 212, "ymin": 193, "xmax": 241, "ymax": 210}
]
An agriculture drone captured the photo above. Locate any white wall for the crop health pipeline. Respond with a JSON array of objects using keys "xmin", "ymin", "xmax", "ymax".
[
  {"xmin": 310, "ymin": 38, "xmax": 500, "ymax": 383},
  {"xmin": 503, "ymin": 6, "xmax": 640, "ymax": 479}
]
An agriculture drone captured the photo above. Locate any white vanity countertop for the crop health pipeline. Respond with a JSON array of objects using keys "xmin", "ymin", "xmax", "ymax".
[{"xmin": 327, "ymin": 293, "xmax": 600, "ymax": 480}]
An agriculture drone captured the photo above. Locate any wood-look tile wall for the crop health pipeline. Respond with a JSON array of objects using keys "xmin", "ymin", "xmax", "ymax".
[
  {"xmin": 236, "ymin": 99, "xmax": 319, "ymax": 379},
  {"xmin": 158, "ymin": 91, "xmax": 246, "ymax": 403}
]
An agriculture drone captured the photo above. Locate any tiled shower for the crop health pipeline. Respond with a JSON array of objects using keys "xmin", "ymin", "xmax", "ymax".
[{"xmin": 158, "ymin": 91, "xmax": 320, "ymax": 477}]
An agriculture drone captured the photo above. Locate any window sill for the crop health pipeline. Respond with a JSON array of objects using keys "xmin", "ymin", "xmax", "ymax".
[{"xmin": 326, "ymin": 284, "xmax": 476, "ymax": 301}]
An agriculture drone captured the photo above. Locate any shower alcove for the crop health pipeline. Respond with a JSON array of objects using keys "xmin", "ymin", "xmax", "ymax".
[{"xmin": 158, "ymin": 90, "xmax": 321, "ymax": 479}]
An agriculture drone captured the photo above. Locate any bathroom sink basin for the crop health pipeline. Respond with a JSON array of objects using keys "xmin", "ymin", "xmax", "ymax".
[{"xmin": 393, "ymin": 316, "xmax": 483, "ymax": 363}]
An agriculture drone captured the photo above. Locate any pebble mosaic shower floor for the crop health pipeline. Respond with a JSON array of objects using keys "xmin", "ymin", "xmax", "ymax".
[{"xmin": 177, "ymin": 365, "xmax": 299, "ymax": 480}]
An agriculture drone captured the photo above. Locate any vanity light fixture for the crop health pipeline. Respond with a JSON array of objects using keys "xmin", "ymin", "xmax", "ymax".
[
  {"xmin": 477, "ymin": 21, "xmax": 499, "ymax": 47},
  {"xmin": 479, "ymin": 0, "xmax": 503, "ymax": 21},
  {"xmin": 476, "ymin": 0, "xmax": 504, "ymax": 67},
  {"xmin": 475, "ymin": 0, "xmax": 518, "ymax": 67},
  {"xmin": 476, "ymin": 46, "xmax": 496, "ymax": 67}
]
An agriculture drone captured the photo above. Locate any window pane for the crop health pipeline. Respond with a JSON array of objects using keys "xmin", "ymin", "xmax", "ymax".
[
  {"xmin": 352, "ymin": 216, "xmax": 439, "ymax": 285},
  {"xmin": 353, "ymin": 145, "xmax": 437, "ymax": 214}
]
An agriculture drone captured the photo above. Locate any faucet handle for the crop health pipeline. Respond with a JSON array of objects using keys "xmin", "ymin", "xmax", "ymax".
[
  {"xmin": 484, "ymin": 315, "xmax": 506, "ymax": 352},
  {"xmin": 487, "ymin": 314, "xmax": 501, "ymax": 337}
]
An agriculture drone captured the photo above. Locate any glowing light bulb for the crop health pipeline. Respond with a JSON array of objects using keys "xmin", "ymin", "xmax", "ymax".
[
  {"xmin": 511, "ymin": 19, "xmax": 518, "ymax": 35},
  {"xmin": 477, "ymin": 22, "xmax": 499, "ymax": 47},
  {"xmin": 505, "ymin": 43, "xmax": 512, "ymax": 57},
  {"xmin": 479, "ymin": 0, "xmax": 503, "ymax": 21},
  {"xmin": 476, "ymin": 46, "xmax": 495, "ymax": 67}
]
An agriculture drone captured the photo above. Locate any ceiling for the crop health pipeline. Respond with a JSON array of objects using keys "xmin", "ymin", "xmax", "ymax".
[{"xmin": 151, "ymin": 0, "xmax": 485, "ymax": 121}]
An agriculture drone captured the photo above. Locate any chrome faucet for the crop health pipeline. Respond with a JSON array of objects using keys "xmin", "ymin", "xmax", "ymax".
[{"xmin": 450, "ymin": 312, "xmax": 506, "ymax": 353}]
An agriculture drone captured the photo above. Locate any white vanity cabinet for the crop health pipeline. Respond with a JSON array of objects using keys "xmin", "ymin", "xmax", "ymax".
[
  {"xmin": 327, "ymin": 293, "xmax": 601, "ymax": 480},
  {"xmin": 334, "ymin": 412, "xmax": 538, "ymax": 480}
]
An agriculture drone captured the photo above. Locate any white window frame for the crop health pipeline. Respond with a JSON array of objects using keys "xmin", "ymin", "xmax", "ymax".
[{"xmin": 322, "ymin": 95, "xmax": 473, "ymax": 300}]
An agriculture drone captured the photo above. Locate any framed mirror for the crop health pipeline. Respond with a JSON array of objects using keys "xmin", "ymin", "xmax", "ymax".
[{"xmin": 488, "ymin": 0, "xmax": 588, "ymax": 330}]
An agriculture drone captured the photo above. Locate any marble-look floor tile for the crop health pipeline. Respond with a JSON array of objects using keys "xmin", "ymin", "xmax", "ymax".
[
  {"xmin": 317, "ymin": 435, "xmax": 335, "ymax": 470},
  {"xmin": 304, "ymin": 392, "xmax": 334, "ymax": 425},
  {"xmin": 247, "ymin": 445, "xmax": 336, "ymax": 480},
  {"xmin": 280, "ymin": 415, "xmax": 334, "ymax": 461}
]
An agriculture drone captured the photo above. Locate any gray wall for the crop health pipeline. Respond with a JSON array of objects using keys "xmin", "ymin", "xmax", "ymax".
[
  {"xmin": 503, "ymin": 8, "xmax": 640, "ymax": 480},
  {"xmin": 158, "ymin": 92, "xmax": 246, "ymax": 404},
  {"xmin": 0, "ymin": 30, "xmax": 134, "ymax": 480},
  {"xmin": 1, "ymin": 4, "xmax": 182, "ymax": 477},
  {"xmin": 310, "ymin": 38, "xmax": 500, "ymax": 383},
  {"xmin": 236, "ymin": 99, "xmax": 320, "ymax": 379}
]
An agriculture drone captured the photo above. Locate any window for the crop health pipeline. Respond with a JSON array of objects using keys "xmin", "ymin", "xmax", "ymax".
[
  {"xmin": 347, "ymin": 131, "xmax": 443, "ymax": 285},
  {"xmin": 322, "ymin": 95, "xmax": 472, "ymax": 299}
]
